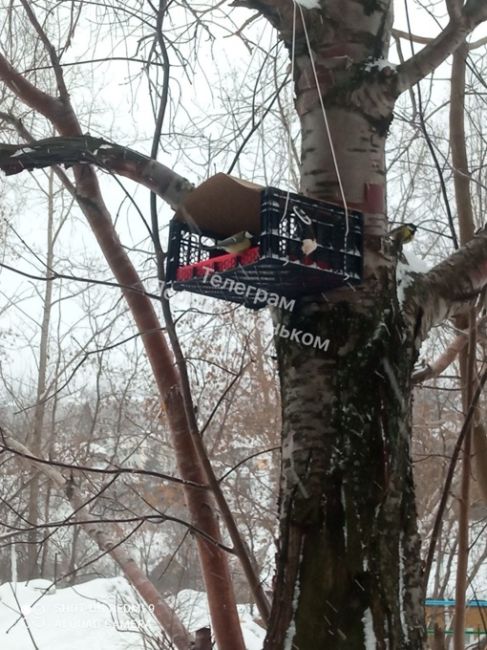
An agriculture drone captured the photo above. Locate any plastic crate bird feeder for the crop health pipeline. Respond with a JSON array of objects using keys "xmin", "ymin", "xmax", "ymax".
[{"xmin": 166, "ymin": 174, "xmax": 363, "ymax": 309}]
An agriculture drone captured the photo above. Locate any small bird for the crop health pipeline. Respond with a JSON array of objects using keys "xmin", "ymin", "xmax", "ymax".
[
  {"xmin": 206, "ymin": 231, "xmax": 254, "ymax": 254},
  {"xmin": 388, "ymin": 223, "xmax": 417, "ymax": 246}
]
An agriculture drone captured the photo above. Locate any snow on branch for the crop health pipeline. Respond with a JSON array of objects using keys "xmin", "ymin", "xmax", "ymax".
[
  {"xmin": 0, "ymin": 136, "xmax": 194, "ymax": 210},
  {"xmin": 403, "ymin": 231, "xmax": 487, "ymax": 339}
]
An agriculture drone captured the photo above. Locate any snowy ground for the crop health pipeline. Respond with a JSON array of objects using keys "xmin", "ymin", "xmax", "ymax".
[{"xmin": 0, "ymin": 577, "xmax": 265, "ymax": 649}]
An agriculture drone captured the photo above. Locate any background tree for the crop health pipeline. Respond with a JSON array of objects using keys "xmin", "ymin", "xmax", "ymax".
[{"xmin": 1, "ymin": 1, "xmax": 487, "ymax": 650}]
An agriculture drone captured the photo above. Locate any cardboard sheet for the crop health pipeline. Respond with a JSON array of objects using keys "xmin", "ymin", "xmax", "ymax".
[{"xmin": 174, "ymin": 173, "xmax": 263, "ymax": 237}]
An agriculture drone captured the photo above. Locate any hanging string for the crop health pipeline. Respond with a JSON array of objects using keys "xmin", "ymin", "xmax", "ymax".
[
  {"xmin": 281, "ymin": 0, "xmax": 298, "ymax": 224},
  {"xmin": 296, "ymin": 2, "xmax": 350, "ymax": 238}
]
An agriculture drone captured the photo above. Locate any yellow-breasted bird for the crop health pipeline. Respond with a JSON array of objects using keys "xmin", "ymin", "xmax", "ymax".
[
  {"xmin": 388, "ymin": 223, "xmax": 417, "ymax": 246},
  {"xmin": 206, "ymin": 230, "xmax": 254, "ymax": 254}
]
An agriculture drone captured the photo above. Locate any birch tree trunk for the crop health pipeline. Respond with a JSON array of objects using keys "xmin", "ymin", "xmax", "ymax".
[
  {"xmin": 2, "ymin": 1, "xmax": 487, "ymax": 648},
  {"xmin": 27, "ymin": 168, "xmax": 56, "ymax": 578},
  {"xmin": 249, "ymin": 0, "xmax": 487, "ymax": 647}
]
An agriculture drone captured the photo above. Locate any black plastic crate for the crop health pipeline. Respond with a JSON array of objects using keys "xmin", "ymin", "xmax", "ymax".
[{"xmin": 166, "ymin": 187, "xmax": 363, "ymax": 309}]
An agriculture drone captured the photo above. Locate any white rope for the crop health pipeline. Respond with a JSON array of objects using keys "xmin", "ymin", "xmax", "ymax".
[
  {"xmin": 296, "ymin": 2, "xmax": 350, "ymax": 238},
  {"xmin": 282, "ymin": 0, "xmax": 298, "ymax": 221}
]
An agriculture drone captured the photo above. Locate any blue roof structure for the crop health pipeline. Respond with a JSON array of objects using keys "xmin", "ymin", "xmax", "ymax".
[{"xmin": 425, "ymin": 599, "xmax": 487, "ymax": 608}]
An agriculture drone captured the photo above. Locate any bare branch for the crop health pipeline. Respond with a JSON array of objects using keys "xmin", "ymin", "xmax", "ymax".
[
  {"xmin": 446, "ymin": 0, "xmax": 462, "ymax": 21},
  {"xmin": 396, "ymin": 1, "xmax": 487, "ymax": 93},
  {"xmin": 412, "ymin": 317, "xmax": 487, "ymax": 383},
  {"xmin": 0, "ymin": 433, "xmax": 207, "ymax": 490},
  {"xmin": 2, "ymin": 431, "xmax": 193, "ymax": 650},
  {"xmin": 392, "ymin": 28, "xmax": 431, "ymax": 45},
  {"xmin": 19, "ymin": 0, "xmax": 70, "ymax": 101}
]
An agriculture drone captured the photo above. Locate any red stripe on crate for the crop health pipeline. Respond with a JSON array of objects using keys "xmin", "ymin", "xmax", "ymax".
[
  {"xmin": 239, "ymin": 246, "xmax": 260, "ymax": 264},
  {"xmin": 176, "ymin": 247, "xmax": 261, "ymax": 280},
  {"xmin": 288, "ymin": 255, "xmax": 331, "ymax": 270},
  {"xmin": 195, "ymin": 262, "xmax": 213, "ymax": 277},
  {"xmin": 215, "ymin": 256, "xmax": 237, "ymax": 272},
  {"xmin": 176, "ymin": 266, "xmax": 195, "ymax": 281}
]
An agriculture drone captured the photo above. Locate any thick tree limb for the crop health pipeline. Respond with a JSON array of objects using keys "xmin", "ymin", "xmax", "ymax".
[
  {"xmin": 396, "ymin": 1, "xmax": 487, "ymax": 93},
  {"xmin": 465, "ymin": 0, "xmax": 487, "ymax": 25},
  {"xmin": 3, "ymin": 432, "xmax": 192, "ymax": 650},
  {"xmin": 402, "ymin": 231, "xmax": 487, "ymax": 339},
  {"xmin": 0, "ymin": 136, "xmax": 193, "ymax": 210},
  {"xmin": 0, "ymin": 52, "xmax": 63, "ymax": 121},
  {"xmin": 412, "ymin": 330, "xmax": 467, "ymax": 384},
  {"xmin": 412, "ymin": 316, "xmax": 487, "ymax": 383},
  {"xmin": 451, "ymin": 42, "xmax": 475, "ymax": 246}
]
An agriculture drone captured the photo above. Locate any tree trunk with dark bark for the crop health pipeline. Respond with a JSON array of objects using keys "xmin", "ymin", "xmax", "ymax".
[
  {"xmin": 262, "ymin": 1, "xmax": 424, "ymax": 647},
  {"xmin": 255, "ymin": 0, "xmax": 487, "ymax": 646},
  {"xmin": 2, "ymin": 1, "xmax": 487, "ymax": 647}
]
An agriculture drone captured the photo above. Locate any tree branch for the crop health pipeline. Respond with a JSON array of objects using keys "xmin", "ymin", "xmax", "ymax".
[
  {"xmin": 0, "ymin": 136, "xmax": 193, "ymax": 209},
  {"xmin": 403, "ymin": 231, "xmax": 487, "ymax": 339},
  {"xmin": 0, "ymin": 52, "xmax": 64, "ymax": 120},
  {"xmin": 0, "ymin": 49, "xmax": 246, "ymax": 649},
  {"xmin": 396, "ymin": 1, "xmax": 487, "ymax": 93},
  {"xmin": 3, "ymin": 431, "xmax": 192, "ymax": 650},
  {"xmin": 19, "ymin": 0, "xmax": 70, "ymax": 101},
  {"xmin": 446, "ymin": 0, "xmax": 462, "ymax": 21},
  {"xmin": 392, "ymin": 26, "xmax": 487, "ymax": 51},
  {"xmin": 412, "ymin": 315, "xmax": 487, "ymax": 383}
]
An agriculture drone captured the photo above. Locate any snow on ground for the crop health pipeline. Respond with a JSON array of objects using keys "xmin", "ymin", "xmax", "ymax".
[
  {"xmin": 168, "ymin": 589, "xmax": 265, "ymax": 650},
  {"xmin": 0, "ymin": 578, "xmax": 265, "ymax": 650},
  {"xmin": 0, "ymin": 577, "xmax": 151, "ymax": 650}
]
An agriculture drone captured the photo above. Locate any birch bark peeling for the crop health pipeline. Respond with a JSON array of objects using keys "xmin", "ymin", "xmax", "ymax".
[{"xmin": 402, "ymin": 233, "xmax": 487, "ymax": 336}]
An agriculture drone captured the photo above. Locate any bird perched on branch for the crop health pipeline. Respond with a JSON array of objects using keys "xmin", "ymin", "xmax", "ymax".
[
  {"xmin": 206, "ymin": 230, "xmax": 254, "ymax": 254},
  {"xmin": 388, "ymin": 222, "xmax": 417, "ymax": 246}
]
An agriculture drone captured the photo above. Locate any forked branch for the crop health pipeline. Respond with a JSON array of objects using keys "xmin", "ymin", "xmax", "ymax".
[{"xmin": 396, "ymin": 0, "xmax": 487, "ymax": 92}]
